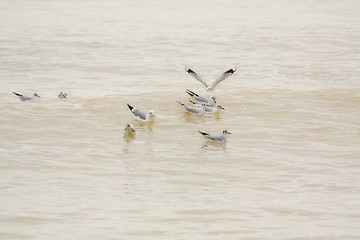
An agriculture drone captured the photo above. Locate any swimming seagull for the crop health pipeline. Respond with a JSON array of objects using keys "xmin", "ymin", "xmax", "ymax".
[
  {"xmin": 185, "ymin": 89, "xmax": 216, "ymax": 106},
  {"xmin": 177, "ymin": 101, "xmax": 207, "ymax": 115},
  {"xmin": 127, "ymin": 104, "xmax": 155, "ymax": 122},
  {"xmin": 199, "ymin": 129, "xmax": 231, "ymax": 142},
  {"xmin": 124, "ymin": 123, "xmax": 136, "ymax": 135},
  {"xmin": 189, "ymin": 100, "xmax": 225, "ymax": 113},
  {"xmin": 185, "ymin": 68, "xmax": 237, "ymax": 92},
  {"xmin": 12, "ymin": 92, "xmax": 40, "ymax": 101},
  {"xmin": 58, "ymin": 92, "xmax": 67, "ymax": 99}
]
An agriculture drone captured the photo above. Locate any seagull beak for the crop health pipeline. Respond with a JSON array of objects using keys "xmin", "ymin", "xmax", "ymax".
[
  {"xmin": 221, "ymin": 107, "xmax": 225, "ymax": 110},
  {"xmin": 227, "ymin": 132, "xmax": 231, "ymax": 134}
]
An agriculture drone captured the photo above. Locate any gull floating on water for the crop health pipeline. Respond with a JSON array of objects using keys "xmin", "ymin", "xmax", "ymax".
[
  {"xmin": 177, "ymin": 101, "xmax": 207, "ymax": 115},
  {"xmin": 12, "ymin": 92, "xmax": 40, "ymax": 101},
  {"xmin": 185, "ymin": 68, "xmax": 237, "ymax": 92},
  {"xmin": 127, "ymin": 104, "xmax": 155, "ymax": 122},
  {"xmin": 124, "ymin": 123, "xmax": 136, "ymax": 135},
  {"xmin": 199, "ymin": 129, "xmax": 231, "ymax": 142},
  {"xmin": 189, "ymin": 100, "xmax": 225, "ymax": 113},
  {"xmin": 185, "ymin": 89, "xmax": 216, "ymax": 106},
  {"xmin": 58, "ymin": 92, "xmax": 67, "ymax": 99}
]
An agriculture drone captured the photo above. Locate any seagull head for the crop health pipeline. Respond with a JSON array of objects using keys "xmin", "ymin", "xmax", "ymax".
[
  {"xmin": 223, "ymin": 129, "xmax": 231, "ymax": 135},
  {"xmin": 217, "ymin": 105, "xmax": 225, "ymax": 110},
  {"xmin": 34, "ymin": 93, "xmax": 40, "ymax": 98}
]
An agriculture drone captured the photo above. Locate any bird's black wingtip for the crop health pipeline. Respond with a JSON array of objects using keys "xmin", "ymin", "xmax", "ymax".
[
  {"xmin": 186, "ymin": 89, "xmax": 198, "ymax": 97},
  {"xmin": 199, "ymin": 131, "xmax": 209, "ymax": 136},
  {"xmin": 127, "ymin": 104, "xmax": 134, "ymax": 111},
  {"xmin": 176, "ymin": 101, "xmax": 184, "ymax": 106},
  {"xmin": 185, "ymin": 68, "xmax": 195, "ymax": 74},
  {"xmin": 225, "ymin": 68, "xmax": 237, "ymax": 74}
]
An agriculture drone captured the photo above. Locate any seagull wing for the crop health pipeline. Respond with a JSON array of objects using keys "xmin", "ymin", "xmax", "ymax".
[
  {"xmin": 128, "ymin": 104, "xmax": 147, "ymax": 121},
  {"xmin": 12, "ymin": 92, "xmax": 23, "ymax": 97},
  {"xmin": 185, "ymin": 68, "xmax": 208, "ymax": 90},
  {"xmin": 210, "ymin": 68, "xmax": 237, "ymax": 91},
  {"xmin": 132, "ymin": 108, "xmax": 147, "ymax": 121}
]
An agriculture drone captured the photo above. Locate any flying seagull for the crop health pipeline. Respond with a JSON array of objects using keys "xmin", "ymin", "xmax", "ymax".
[{"xmin": 185, "ymin": 68, "xmax": 236, "ymax": 91}]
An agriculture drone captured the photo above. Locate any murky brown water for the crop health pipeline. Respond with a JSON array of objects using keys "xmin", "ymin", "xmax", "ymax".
[{"xmin": 1, "ymin": 0, "xmax": 360, "ymax": 239}]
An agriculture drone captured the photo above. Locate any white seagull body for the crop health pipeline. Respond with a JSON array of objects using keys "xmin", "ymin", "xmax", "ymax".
[
  {"xmin": 127, "ymin": 104, "xmax": 155, "ymax": 122},
  {"xmin": 199, "ymin": 129, "xmax": 231, "ymax": 142},
  {"xmin": 185, "ymin": 89, "xmax": 216, "ymax": 106},
  {"xmin": 177, "ymin": 101, "xmax": 207, "ymax": 115},
  {"xmin": 124, "ymin": 123, "xmax": 136, "ymax": 135},
  {"xmin": 13, "ymin": 92, "xmax": 40, "ymax": 101},
  {"xmin": 185, "ymin": 68, "xmax": 237, "ymax": 92},
  {"xmin": 189, "ymin": 100, "xmax": 225, "ymax": 113}
]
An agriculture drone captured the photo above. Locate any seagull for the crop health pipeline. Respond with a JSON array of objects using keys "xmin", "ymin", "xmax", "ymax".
[
  {"xmin": 185, "ymin": 68, "xmax": 237, "ymax": 92},
  {"xmin": 177, "ymin": 101, "xmax": 207, "ymax": 115},
  {"xmin": 58, "ymin": 92, "xmax": 67, "ymax": 99},
  {"xmin": 189, "ymin": 100, "xmax": 225, "ymax": 113},
  {"xmin": 12, "ymin": 92, "xmax": 40, "ymax": 101},
  {"xmin": 199, "ymin": 129, "xmax": 231, "ymax": 142},
  {"xmin": 127, "ymin": 104, "xmax": 155, "ymax": 122},
  {"xmin": 124, "ymin": 123, "xmax": 136, "ymax": 135},
  {"xmin": 185, "ymin": 89, "xmax": 216, "ymax": 106}
]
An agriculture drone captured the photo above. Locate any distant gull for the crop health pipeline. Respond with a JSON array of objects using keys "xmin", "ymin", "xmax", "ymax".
[
  {"xmin": 199, "ymin": 129, "xmax": 231, "ymax": 142},
  {"xmin": 127, "ymin": 104, "xmax": 155, "ymax": 122},
  {"xmin": 58, "ymin": 92, "xmax": 67, "ymax": 99},
  {"xmin": 189, "ymin": 100, "xmax": 225, "ymax": 113},
  {"xmin": 185, "ymin": 89, "xmax": 216, "ymax": 106},
  {"xmin": 124, "ymin": 123, "xmax": 136, "ymax": 135},
  {"xmin": 12, "ymin": 92, "xmax": 40, "ymax": 101},
  {"xmin": 185, "ymin": 68, "xmax": 237, "ymax": 92}
]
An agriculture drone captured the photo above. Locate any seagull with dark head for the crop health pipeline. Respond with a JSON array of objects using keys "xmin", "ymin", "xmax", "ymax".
[
  {"xmin": 185, "ymin": 89, "xmax": 216, "ymax": 106},
  {"xmin": 199, "ymin": 129, "xmax": 231, "ymax": 142},
  {"xmin": 177, "ymin": 101, "xmax": 207, "ymax": 115},
  {"xmin": 124, "ymin": 123, "xmax": 136, "ymax": 136},
  {"xmin": 12, "ymin": 92, "xmax": 40, "ymax": 101},
  {"xmin": 189, "ymin": 100, "xmax": 225, "ymax": 113},
  {"xmin": 127, "ymin": 104, "xmax": 155, "ymax": 122}
]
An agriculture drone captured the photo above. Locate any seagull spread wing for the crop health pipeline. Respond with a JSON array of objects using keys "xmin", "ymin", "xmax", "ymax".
[
  {"xmin": 210, "ymin": 68, "xmax": 237, "ymax": 91},
  {"xmin": 185, "ymin": 68, "xmax": 209, "ymax": 90}
]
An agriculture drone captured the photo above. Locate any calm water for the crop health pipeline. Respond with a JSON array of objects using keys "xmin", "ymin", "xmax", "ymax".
[{"xmin": 1, "ymin": 0, "xmax": 360, "ymax": 239}]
